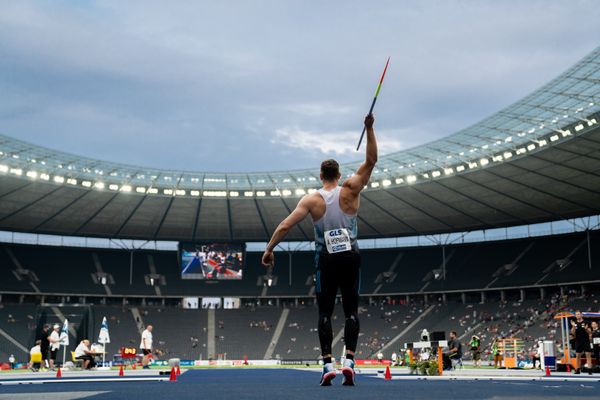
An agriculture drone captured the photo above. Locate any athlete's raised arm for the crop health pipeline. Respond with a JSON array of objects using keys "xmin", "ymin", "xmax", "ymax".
[
  {"xmin": 261, "ymin": 195, "xmax": 311, "ymax": 266},
  {"xmin": 343, "ymin": 114, "xmax": 377, "ymax": 195}
]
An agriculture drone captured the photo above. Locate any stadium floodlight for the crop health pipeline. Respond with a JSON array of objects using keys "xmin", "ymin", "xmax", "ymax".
[
  {"xmin": 468, "ymin": 162, "xmax": 478, "ymax": 169},
  {"xmin": 492, "ymin": 155, "xmax": 503, "ymax": 162},
  {"xmin": 82, "ymin": 180, "xmax": 92, "ymax": 188},
  {"xmin": 406, "ymin": 175, "xmax": 417, "ymax": 184},
  {"xmin": 270, "ymin": 190, "xmax": 281, "ymax": 197},
  {"xmin": 67, "ymin": 178, "xmax": 77, "ymax": 185},
  {"xmin": 295, "ymin": 188, "xmax": 306, "ymax": 196},
  {"xmin": 422, "ymin": 173, "xmax": 429, "ymax": 179},
  {"xmin": 444, "ymin": 168, "xmax": 453, "ymax": 175},
  {"xmin": 395, "ymin": 178, "xmax": 404, "ymax": 184},
  {"xmin": 562, "ymin": 129, "xmax": 572, "ymax": 137},
  {"xmin": 121, "ymin": 185, "xmax": 132, "ymax": 192},
  {"xmin": 190, "ymin": 190, "xmax": 199, "ymax": 196},
  {"xmin": 503, "ymin": 151, "xmax": 513, "ymax": 159},
  {"xmin": 164, "ymin": 189, "xmax": 173, "ymax": 195},
  {"xmin": 481, "ymin": 145, "xmax": 489, "ymax": 149},
  {"xmin": 307, "ymin": 188, "xmax": 317, "ymax": 194},
  {"xmin": 575, "ymin": 124, "xmax": 584, "ymax": 132},
  {"xmin": 53, "ymin": 175, "xmax": 65, "ymax": 183},
  {"xmin": 244, "ymin": 191, "xmax": 254, "ymax": 197},
  {"xmin": 527, "ymin": 143, "xmax": 536, "ymax": 151},
  {"xmin": 94, "ymin": 182, "xmax": 105, "ymax": 190},
  {"xmin": 538, "ymin": 139, "xmax": 547, "ymax": 147},
  {"xmin": 528, "ymin": 128, "xmax": 535, "ymax": 134},
  {"xmin": 281, "ymin": 189, "xmax": 292, "ymax": 196},
  {"xmin": 26, "ymin": 170, "xmax": 38, "ymax": 179},
  {"xmin": 230, "ymin": 191, "xmax": 239, "ymax": 197},
  {"xmin": 432, "ymin": 171, "xmax": 441, "ymax": 178},
  {"xmin": 550, "ymin": 135, "xmax": 559, "ymax": 142},
  {"xmin": 0, "ymin": 164, "xmax": 9, "ymax": 173},
  {"xmin": 108, "ymin": 184, "xmax": 119, "ymax": 191},
  {"xmin": 371, "ymin": 182, "xmax": 380, "ymax": 188},
  {"xmin": 505, "ymin": 136, "xmax": 512, "ymax": 142},
  {"xmin": 147, "ymin": 188, "xmax": 158, "ymax": 194},
  {"xmin": 10, "ymin": 168, "xmax": 22, "ymax": 176},
  {"xmin": 516, "ymin": 148, "xmax": 526, "ymax": 155},
  {"xmin": 12, "ymin": 154, "xmax": 19, "ymax": 159},
  {"xmin": 256, "ymin": 191, "xmax": 266, "ymax": 197},
  {"xmin": 41, "ymin": 173, "xmax": 50, "ymax": 181},
  {"xmin": 136, "ymin": 187, "xmax": 146, "ymax": 194},
  {"xmin": 589, "ymin": 118, "xmax": 597, "ymax": 125},
  {"xmin": 175, "ymin": 189, "xmax": 186, "ymax": 196},
  {"xmin": 480, "ymin": 158, "xmax": 489, "ymax": 166},
  {"xmin": 456, "ymin": 165, "xmax": 465, "ymax": 172},
  {"xmin": 382, "ymin": 179, "xmax": 391, "ymax": 187}
]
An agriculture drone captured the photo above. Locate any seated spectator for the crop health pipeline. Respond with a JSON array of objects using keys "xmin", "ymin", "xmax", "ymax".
[{"xmin": 74, "ymin": 339, "xmax": 97, "ymax": 370}]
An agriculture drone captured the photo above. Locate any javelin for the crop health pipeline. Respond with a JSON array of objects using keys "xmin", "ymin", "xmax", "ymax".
[{"xmin": 356, "ymin": 56, "xmax": 390, "ymax": 151}]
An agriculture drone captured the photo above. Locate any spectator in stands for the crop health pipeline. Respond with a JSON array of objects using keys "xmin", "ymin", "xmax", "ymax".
[
  {"xmin": 443, "ymin": 331, "xmax": 462, "ymax": 370},
  {"xmin": 469, "ymin": 335, "xmax": 481, "ymax": 368},
  {"xmin": 29, "ymin": 340, "xmax": 42, "ymax": 371},
  {"xmin": 140, "ymin": 325, "xmax": 153, "ymax": 369},
  {"xmin": 591, "ymin": 321, "xmax": 600, "ymax": 362},
  {"xmin": 74, "ymin": 339, "xmax": 97, "ymax": 369},
  {"xmin": 9, "ymin": 354, "xmax": 15, "ymax": 369},
  {"xmin": 37, "ymin": 324, "xmax": 51, "ymax": 369},
  {"xmin": 48, "ymin": 324, "xmax": 61, "ymax": 370},
  {"xmin": 570, "ymin": 311, "xmax": 592, "ymax": 375}
]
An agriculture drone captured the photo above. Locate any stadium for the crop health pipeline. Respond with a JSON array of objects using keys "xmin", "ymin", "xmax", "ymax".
[{"xmin": 1, "ymin": 2, "xmax": 600, "ymax": 399}]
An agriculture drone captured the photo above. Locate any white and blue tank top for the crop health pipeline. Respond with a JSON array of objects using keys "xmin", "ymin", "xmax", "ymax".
[{"xmin": 313, "ymin": 186, "xmax": 358, "ymax": 255}]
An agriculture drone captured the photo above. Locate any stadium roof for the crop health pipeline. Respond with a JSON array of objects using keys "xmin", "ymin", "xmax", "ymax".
[{"xmin": 0, "ymin": 46, "xmax": 599, "ymax": 242}]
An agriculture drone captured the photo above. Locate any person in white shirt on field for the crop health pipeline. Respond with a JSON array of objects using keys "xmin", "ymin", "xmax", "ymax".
[
  {"xmin": 140, "ymin": 325, "xmax": 153, "ymax": 369},
  {"xmin": 48, "ymin": 324, "xmax": 61, "ymax": 370},
  {"xmin": 29, "ymin": 340, "xmax": 42, "ymax": 371},
  {"xmin": 74, "ymin": 339, "xmax": 98, "ymax": 370}
]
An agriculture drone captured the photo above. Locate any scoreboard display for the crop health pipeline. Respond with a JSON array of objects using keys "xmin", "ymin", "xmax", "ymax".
[{"xmin": 180, "ymin": 242, "xmax": 245, "ymax": 280}]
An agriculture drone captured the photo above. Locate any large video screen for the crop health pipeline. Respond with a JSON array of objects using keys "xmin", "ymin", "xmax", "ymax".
[{"xmin": 180, "ymin": 242, "xmax": 245, "ymax": 280}]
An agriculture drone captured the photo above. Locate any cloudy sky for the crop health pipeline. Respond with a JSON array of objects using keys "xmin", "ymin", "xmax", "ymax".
[{"xmin": 0, "ymin": 0, "xmax": 599, "ymax": 173}]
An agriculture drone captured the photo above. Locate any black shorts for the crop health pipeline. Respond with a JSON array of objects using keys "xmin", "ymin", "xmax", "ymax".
[
  {"xmin": 315, "ymin": 251, "xmax": 361, "ymax": 317},
  {"xmin": 575, "ymin": 340, "xmax": 592, "ymax": 354},
  {"xmin": 142, "ymin": 349, "xmax": 152, "ymax": 356},
  {"xmin": 41, "ymin": 347, "xmax": 49, "ymax": 360},
  {"xmin": 50, "ymin": 349, "xmax": 58, "ymax": 361}
]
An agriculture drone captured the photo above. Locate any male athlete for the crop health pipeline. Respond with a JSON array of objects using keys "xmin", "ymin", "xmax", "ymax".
[{"xmin": 262, "ymin": 113, "xmax": 377, "ymax": 386}]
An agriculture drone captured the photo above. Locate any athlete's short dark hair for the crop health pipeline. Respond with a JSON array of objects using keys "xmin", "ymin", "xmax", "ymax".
[{"xmin": 320, "ymin": 159, "xmax": 340, "ymax": 181}]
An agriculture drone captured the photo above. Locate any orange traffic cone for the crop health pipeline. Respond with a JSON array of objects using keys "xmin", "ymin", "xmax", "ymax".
[
  {"xmin": 176, "ymin": 365, "xmax": 181, "ymax": 375},
  {"xmin": 566, "ymin": 364, "xmax": 571, "ymax": 373},
  {"xmin": 132, "ymin": 362, "xmax": 136, "ymax": 370},
  {"xmin": 169, "ymin": 367, "xmax": 177, "ymax": 381},
  {"xmin": 119, "ymin": 365, "xmax": 124, "ymax": 376},
  {"xmin": 243, "ymin": 355, "xmax": 248, "ymax": 365},
  {"xmin": 56, "ymin": 367, "xmax": 62, "ymax": 378},
  {"xmin": 384, "ymin": 365, "xmax": 392, "ymax": 380},
  {"xmin": 545, "ymin": 366, "xmax": 551, "ymax": 377}
]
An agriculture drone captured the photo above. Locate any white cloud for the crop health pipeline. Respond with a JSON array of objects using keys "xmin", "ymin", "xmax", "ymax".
[
  {"xmin": 280, "ymin": 103, "xmax": 356, "ymax": 117},
  {"xmin": 272, "ymin": 126, "xmax": 404, "ymax": 156}
]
